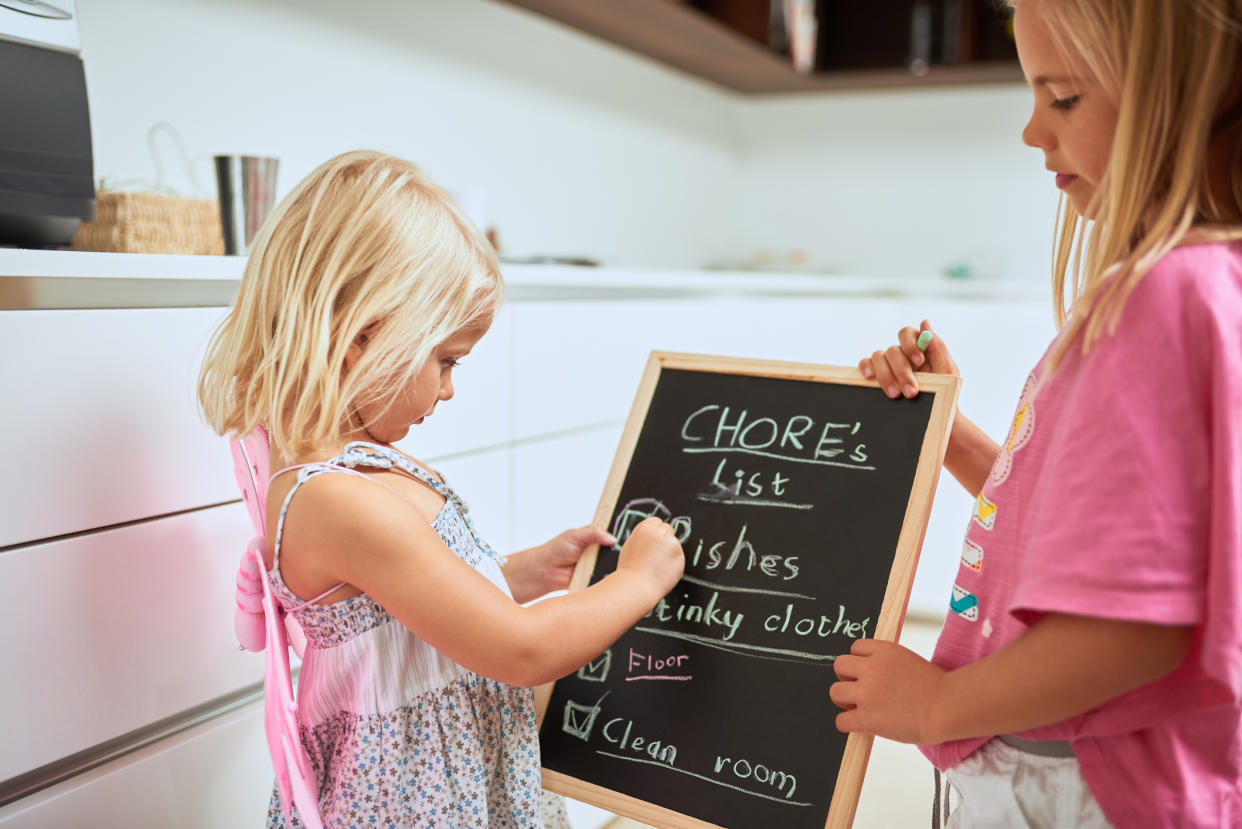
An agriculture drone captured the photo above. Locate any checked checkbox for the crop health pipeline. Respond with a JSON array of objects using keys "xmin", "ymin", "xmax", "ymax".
[
  {"xmin": 562, "ymin": 691, "xmax": 611, "ymax": 742},
  {"xmin": 576, "ymin": 649, "xmax": 611, "ymax": 683}
]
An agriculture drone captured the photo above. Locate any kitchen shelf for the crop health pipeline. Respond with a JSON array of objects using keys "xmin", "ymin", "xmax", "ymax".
[{"xmin": 496, "ymin": 0, "xmax": 1023, "ymax": 94}]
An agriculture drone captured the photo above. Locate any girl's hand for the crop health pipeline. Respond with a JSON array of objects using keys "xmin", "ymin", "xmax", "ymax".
[
  {"xmin": 830, "ymin": 639, "xmax": 948, "ymax": 745},
  {"xmin": 539, "ymin": 525, "xmax": 616, "ymax": 594},
  {"xmin": 859, "ymin": 320, "xmax": 960, "ymax": 399},
  {"xmin": 616, "ymin": 516, "xmax": 685, "ymax": 600},
  {"xmin": 507, "ymin": 525, "xmax": 615, "ymax": 603}
]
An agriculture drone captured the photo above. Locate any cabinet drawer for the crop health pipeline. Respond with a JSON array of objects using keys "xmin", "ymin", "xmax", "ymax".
[
  {"xmin": 0, "ymin": 701, "xmax": 269, "ymax": 828},
  {"xmin": 0, "ymin": 503, "xmax": 261, "ymax": 781},
  {"xmin": 510, "ymin": 299, "xmax": 711, "ymax": 440},
  {"xmin": 510, "ymin": 425, "xmax": 624, "ymax": 552},
  {"xmin": 509, "ymin": 296, "xmax": 910, "ymax": 439},
  {"xmin": 0, "ymin": 308, "xmax": 237, "ymax": 547}
]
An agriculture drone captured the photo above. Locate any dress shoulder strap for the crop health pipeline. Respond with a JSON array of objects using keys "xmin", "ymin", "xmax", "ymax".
[
  {"xmin": 269, "ymin": 462, "xmax": 369, "ymax": 606},
  {"xmin": 337, "ymin": 441, "xmax": 446, "ymax": 493},
  {"xmin": 336, "ymin": 441, "xmax": 506, "ymax": 566}
]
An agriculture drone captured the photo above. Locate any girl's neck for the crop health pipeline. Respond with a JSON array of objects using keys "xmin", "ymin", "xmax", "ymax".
[{"xmin": 272, "ymin": 431, "xmax": 387, "ymax": 474}]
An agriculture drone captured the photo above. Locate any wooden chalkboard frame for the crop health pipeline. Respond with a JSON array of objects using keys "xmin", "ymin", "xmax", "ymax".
[{"xmin": 535, "ymin": 351, "xmax": 960, "ymax": 828}]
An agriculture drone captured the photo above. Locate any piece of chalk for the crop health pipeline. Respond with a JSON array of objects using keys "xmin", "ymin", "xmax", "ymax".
[{"xmin": 916, "ymin": 330, "xmax": 933, "ymax": 351}]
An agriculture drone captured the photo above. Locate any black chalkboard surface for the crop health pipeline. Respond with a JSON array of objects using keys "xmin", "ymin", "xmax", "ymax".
[{"xmin": 536, "ymin": 353, "xmax": 960, "ymax": 829}]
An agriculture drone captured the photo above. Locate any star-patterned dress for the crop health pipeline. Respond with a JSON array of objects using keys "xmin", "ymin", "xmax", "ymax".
[{"xmin": 265, "ymin": 442, "xmax": 571, "ymax": 828}]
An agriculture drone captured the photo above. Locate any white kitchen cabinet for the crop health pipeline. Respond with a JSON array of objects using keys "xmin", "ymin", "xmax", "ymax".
[
  {"xmin": 510, "ymin": 424, "xmax": 625, "ymax": 553},
  {"xmin": 0, "ymin": 308, "xmax": 237, "ymax": 548},
  {"xmin": 510, "ymin": 299, "xmax": 703, "ymax": 440},
  {"xmin": 509, "ymin": 294, "xmax": 923, "ymax": 442},
  {"xmin": 0, "ymin": 251, "xmax": 1050, "ymax": 825},
  {"xmin": 0, "ymin": 502, "xmax": 261, "ymax": 781},
  {"xmin": 0, "ymin": 701, "xmax": 270, "ymax": 829}
]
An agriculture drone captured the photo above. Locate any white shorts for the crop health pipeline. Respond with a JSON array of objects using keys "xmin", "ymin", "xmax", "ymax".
[{"xmin": 943, "ymin": 738, "xmax": 1114, "ymax": 829}]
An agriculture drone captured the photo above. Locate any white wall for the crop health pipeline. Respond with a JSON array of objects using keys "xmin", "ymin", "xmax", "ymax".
[
  {"xmin": 732, "ymin": 85, "xmax": 1060, "ymax": 281},
  {"xmin": 75, "ymin": 0, "xmax": 742, "ymax": 268},
  {"xmin": 75, "ymin": 0, "xmax": 1066, "ymax": 282}
]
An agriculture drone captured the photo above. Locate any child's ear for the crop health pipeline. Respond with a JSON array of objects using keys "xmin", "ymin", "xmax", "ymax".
[{"xmin": 344, "ymin": 321, "xmax": 383, "ymax": 370}]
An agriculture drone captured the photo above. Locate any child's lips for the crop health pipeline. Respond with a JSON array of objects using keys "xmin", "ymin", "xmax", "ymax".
[{"xmin": 1055, "ymin": 173, "xmax": 1078, "ymax": 189}]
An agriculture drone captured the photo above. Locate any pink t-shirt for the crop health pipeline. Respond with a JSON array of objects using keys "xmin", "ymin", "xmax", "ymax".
[{"xmin": 920, "ymin": 241, "xmax": 1242, "ymax": 827}]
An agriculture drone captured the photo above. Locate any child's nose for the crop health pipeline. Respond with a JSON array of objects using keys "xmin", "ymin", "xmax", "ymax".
[
  {"xmin": 440, "ymin": 377, "xmax": 454, "ymax": 400},
  {"xmin": 1021, "ymin": 114, "xmax": 1052, "ymax": 150}
]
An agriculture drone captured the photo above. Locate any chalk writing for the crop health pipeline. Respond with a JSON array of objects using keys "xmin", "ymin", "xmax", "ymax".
[
  {"xmin": 577, "ymin": 649, "xmax": 612, "ymax": 683},
  {"xmin": 594, "ymin": 751, "xmax": 816, "ymax": 808},
  {"xmin": 764, "ymin": 604, "xmax": 871, "ymax": 639},
  {"xmin": 714, "ymin": 754, "xmax": 798, "ymax": 800},
  {"xmin": 610, "ymin": 498, "xmax": 693, "ymax": 549},
  {"xmin": 680, "ymin": 404, "xmax": 871, "ymax": 468},
  {"xmin": 626, "ymin": 647, "xmax": 692, "ymax": 682},
  {"xmin": 633, "ymin": 627, "xmax": 836, "ymax": 665},
  {"xmin": 684, "ymin": 523, "xmax": 800, "ymax": 582},
  {"xmin": 540, "ymin": 362, "xmax": 944, "ymax": 829},
  {"xmin": 700, "ymin": 458, "xmax": 811, "ymax": 510},
  {"xmin": 562, "ymin": 690, "xmax": 610, "ymax": 741},
  {"xmin": 602, "ymin": 717, "xmax": 678, "ymax": 766}
]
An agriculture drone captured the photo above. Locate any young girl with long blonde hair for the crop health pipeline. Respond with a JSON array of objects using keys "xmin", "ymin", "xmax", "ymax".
[
  {"xmin": 199, "ymin": 150, "xmax": 684, "ymax": 827},
  {"xmin": 836, "ymin": 1, "xmax": 1242, "ymax": 826}
]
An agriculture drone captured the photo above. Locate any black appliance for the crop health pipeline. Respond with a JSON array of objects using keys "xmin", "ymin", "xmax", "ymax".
[{"xmin": 0, "ymin": 0, "xmax": 94, "ymax": 247}]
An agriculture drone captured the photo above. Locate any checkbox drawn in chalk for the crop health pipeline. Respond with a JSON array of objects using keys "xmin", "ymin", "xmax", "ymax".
[
  {"xmin": 562, "ymin": 691, "xmax": 610, "ymax": 742},
  {"xmin": 576, "ymin": 649, "xmax": 611, "ymax": 683}
]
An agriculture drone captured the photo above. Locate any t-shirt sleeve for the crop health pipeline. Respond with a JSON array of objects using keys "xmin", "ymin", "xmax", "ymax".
[{"xmin": 1010, "ymin": 263, "xmax": 1213, "ymax": 629}]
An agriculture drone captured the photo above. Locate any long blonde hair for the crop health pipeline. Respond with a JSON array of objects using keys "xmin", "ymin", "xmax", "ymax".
[
  {"xmin": 1028, "ymin": 0, "xmax": 1242, "ymax": 370},
  {"xmin": 198, "ymin": 150, "xmax": 502, "ymax": 458}
]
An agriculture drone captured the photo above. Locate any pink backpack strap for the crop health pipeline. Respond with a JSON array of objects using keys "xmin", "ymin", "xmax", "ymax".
[
  {"xmin": 230, "ymin": 427, "xmax": 271, "ymax": 536},
  {"xmin": 243, "ymin": 540, "xmax": 325, "ymax": 829},
  {"xmin": 231, "ymin": 427, "xmax": 273, "ymax": 654},
  {"xmin": 228, "ymin": 427, "xmax": 324, "ymax": 828}
]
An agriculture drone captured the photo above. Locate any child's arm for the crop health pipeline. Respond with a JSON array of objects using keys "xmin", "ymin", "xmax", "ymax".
[
  {"xmin": 860, "ymin": 321, "xmax": 999, "ymax": 496},
  {"xmin": 829, "ymin": 613, "xmax": 1193, "ymax": 744},
  {"xmin": 943, "ymin": 410, "xmax": 1001, "ymax": 497},
  {"xmin": 502, "ymin": 526, "xmax": 616, "ymax": 604},
  {"xmin": 282, "ymin": 474, "xmax": 684, "ymax": 688}
]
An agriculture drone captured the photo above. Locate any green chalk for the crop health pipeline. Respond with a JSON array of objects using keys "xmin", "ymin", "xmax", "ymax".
[{"xmin": 916, "ymin": 330, "xmax": 933, "ymax": 351}]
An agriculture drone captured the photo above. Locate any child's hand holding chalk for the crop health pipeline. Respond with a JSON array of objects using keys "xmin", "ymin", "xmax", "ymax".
[{"xmin": 858, "ymin": 321, "xmax": 958, "ymax": 399}]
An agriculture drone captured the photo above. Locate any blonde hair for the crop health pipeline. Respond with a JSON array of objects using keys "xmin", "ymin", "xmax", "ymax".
[
  {"xmin": 197, "ymin": 150, "xmax": 502, "ymax": 458},
  {"xmin": 1023, "ymin": 0, "xmax": 1242, "ymax": 370}
]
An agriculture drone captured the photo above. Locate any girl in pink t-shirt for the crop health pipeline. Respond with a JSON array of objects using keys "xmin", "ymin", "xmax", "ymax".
[{"xmin": 833, "ymin": 1, "xmax": 1242, "ymax": 827}]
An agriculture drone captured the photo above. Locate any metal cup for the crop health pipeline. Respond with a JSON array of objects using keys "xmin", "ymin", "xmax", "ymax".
[{"xmin": 213, "ymin": 155, "xmax": 279, "ymax": 255}]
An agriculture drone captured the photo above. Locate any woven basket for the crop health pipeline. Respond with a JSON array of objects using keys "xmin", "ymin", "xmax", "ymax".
[{"xmin": 71, "ymin": 190, "xmax": 225, "ymax": 255}]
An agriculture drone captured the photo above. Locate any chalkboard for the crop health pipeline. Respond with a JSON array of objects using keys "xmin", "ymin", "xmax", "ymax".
[{"xmin": 536, "ymin": 352, "xmax": 959, "ymax": 829}]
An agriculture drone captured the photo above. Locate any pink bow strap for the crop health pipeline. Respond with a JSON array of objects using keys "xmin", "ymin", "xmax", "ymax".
[{"xmin": 234, "ymin": 538, "xmax": 268, "ymax": 653}]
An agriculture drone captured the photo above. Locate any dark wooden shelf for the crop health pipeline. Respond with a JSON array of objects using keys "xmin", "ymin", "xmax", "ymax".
[{"xmin": 496, "ymin": 0, "xmax": 1023, "ymax": 94}]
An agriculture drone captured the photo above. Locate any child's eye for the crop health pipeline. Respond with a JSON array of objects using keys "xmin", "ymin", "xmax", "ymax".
[
  {"xmin": 1051, "ymin": 94, "xmax": 1081, "ymax": 112},
  {"xmin": 440, "ymin": 358, "xmax": 460, "ymax": 370}
]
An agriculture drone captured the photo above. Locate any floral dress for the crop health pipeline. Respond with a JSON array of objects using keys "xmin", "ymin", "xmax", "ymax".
[{"xmin": 265, "ymin": 442, "xmax": 572, "ymax": 828}]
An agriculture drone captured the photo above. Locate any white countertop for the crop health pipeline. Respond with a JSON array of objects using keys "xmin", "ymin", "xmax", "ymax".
[{"xmin": 0, "ymin": 248, "xmax": 1048, "ymax": 309}]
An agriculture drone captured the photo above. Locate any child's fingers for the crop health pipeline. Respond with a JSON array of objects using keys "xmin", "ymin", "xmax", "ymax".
[
  {"xmin": 584, "ymin": 525, "xmax": 617, "ymax": 546},
  {"xmin": 898, "ymin": 326, "xmax": 926, "ymax": 368},
  {"xmin": 835, "ymin": 709, "xmax": 867, "ymax": 734},
  {"xmin": 833, "ymin": 653, "xmax": 862, "ymax": 680},
  {"xmin": 868, "ymin": 349, "xmax": 903, "ymax": 398},
  {"xmin": 884, "ymin": 345, "xmax": 921, "ymax": 398},
  {"xmin": 828, "ymin": 679, "xmax": 857, "ymax": 708}
]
